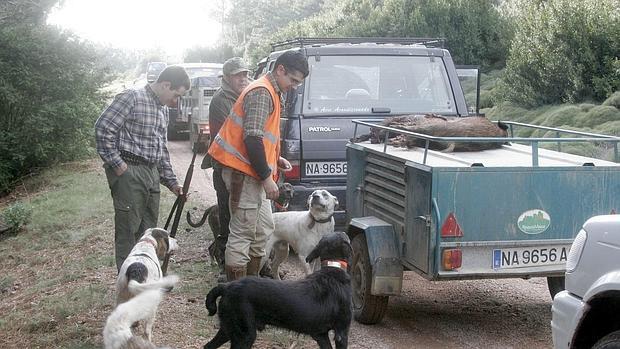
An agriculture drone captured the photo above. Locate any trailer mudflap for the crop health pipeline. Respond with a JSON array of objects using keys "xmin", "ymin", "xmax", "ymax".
[{"xmin": 350, "ymin": 216, "xmax": 403, "ymax": 295}]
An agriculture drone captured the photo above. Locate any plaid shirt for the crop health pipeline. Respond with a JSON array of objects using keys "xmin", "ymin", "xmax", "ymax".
[
  {"xmin": 242, "ymin": 72, "xmax": 283, "ymax": 138},
  {"xmin": 95, "ymin": 85, "xmax": 178, "ymax": 189}
]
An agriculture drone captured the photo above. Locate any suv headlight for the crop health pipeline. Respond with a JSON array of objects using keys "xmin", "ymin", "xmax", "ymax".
[{"xmin": 566, "ymin": 229, "xmax": 587, "ymax": 272}]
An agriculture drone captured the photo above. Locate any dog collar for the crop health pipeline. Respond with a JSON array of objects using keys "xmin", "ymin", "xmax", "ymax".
[
  {"xmin": 139, "ymin": 236, "xmax": 158, "ymax": 250},
  {"xmin": 307, "ymin": 212, "xmax": 334, "ymax": 229},
  {"xmin": 321, "ymin": 259, "xmax": 348, "ymax": 270}
]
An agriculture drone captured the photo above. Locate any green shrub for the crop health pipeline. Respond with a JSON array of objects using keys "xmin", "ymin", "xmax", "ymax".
[
  {"xmin": 540, "ymin": 105, "xmax": 585, "ymax": 127},
  {"xmin": 579, "ymin": 103, "xmax": 596, "ymax": 112},
  {"xmin": 596, "ymin": 120, "xmax": 620, "ymax": 136},
  {"xmin": 479, "ymin": 90, "xmax": 495, "ymax": 109},
  {"xmin": 602, "ymin": 91, "xmax": 620, "ymax": 109},
  {"xmin": 499, "ymin": 0, "xmax": 620, "ymax": 106},
  {"xmin": 0, "ymin": 24, "xmax": 108, "ymax": 195},
  {"xmin": 1, "ymin": 201, "xmax": 32, "ymax": 234},
  {"xmin": 578, "ymin": 106, "xmax": 620, "ymax": 128}
]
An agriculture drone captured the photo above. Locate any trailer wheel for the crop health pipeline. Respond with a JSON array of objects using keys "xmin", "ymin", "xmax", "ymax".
[
  {"xmin": 547, "ymin": 276, "xmax": 565, "ymax": 299},
  {"xmin": 351, "ymin": 234, "xmax": 389, "ymax": 324}
]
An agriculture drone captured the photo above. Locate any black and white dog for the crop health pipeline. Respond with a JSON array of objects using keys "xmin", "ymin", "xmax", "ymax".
[
  {"xmin": 203, "ymin": 231, "xmax": 353, "ymax": 349},
  {"xmin": 115, "ymin": 228, "xmax": 178, "ymax": 342}
]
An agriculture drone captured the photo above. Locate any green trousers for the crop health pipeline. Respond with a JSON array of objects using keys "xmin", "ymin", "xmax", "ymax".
[{"xmin": 104, "ymin": 164, "xmax": 160, "ymax": 272}]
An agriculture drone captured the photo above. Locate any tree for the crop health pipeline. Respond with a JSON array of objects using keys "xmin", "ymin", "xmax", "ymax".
[
  {"xmin": 0, "ymin": 1, "xmax": 108, "ymax": 194},
  {"xmin": 499, "ymin": 0, "xmax": 620, "ymax": 106}
]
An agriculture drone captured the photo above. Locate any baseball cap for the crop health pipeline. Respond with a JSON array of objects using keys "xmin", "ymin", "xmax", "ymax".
[{"xmin": 223, "ymin": 57, "xmax": 250, "ymax": 76}]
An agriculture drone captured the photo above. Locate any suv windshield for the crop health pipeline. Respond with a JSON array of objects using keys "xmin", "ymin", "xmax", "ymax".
[
  {"xmin": 192, "ymin": 76, "xmax": 220, "ymax": 88},
  {"xmin": 148, "ymin": 62, "xmax": 166, "ymax": 72},
  {"xmin": 303, "ymin": 55, "xmax": 456, "ymax": 115},
  {"xmin": 186, "ymin": 67, "xmax": 222, "ymax": 79}
]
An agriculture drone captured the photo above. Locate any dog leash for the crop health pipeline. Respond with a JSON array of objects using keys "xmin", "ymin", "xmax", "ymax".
[{"xmin": 161, "ymin": 148, "xmax": 198, "ymax": 276}]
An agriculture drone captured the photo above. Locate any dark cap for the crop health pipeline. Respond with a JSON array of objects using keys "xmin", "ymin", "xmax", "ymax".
[{"xmin": 223, "ymin": 57, "xmax": 250, "ymax": 76}]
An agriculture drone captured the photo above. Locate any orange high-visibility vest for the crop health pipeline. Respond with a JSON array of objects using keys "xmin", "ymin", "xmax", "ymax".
[{"xmin": 208, "ymin": 75, "xmax": 281, "ymax": 180}]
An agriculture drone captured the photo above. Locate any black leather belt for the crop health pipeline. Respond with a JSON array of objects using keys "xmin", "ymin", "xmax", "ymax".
[{"xmin": 120, "ymin": 151, "xmax": 155, "ymax": 167}]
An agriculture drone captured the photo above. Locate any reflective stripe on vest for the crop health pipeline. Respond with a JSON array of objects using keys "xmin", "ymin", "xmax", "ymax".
[{"xmin": 228, "ymin": 110, "xmax": 278, "ymax": 145}]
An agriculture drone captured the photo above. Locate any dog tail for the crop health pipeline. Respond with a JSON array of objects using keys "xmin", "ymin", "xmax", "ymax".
[
  {"xmin": 186, "ymin": 204, "xmax": 217, "ymax": 228},
  {"xmin": 205, "ymin": 284, "xmax": 226, "ymax": 316},
  {"xmin": 128, "ymin": 274, "xmax": 180, "ymax": 296},
  {"xmin": 103, "ymin": 288, "xmax": 163, "ymax": 349}
]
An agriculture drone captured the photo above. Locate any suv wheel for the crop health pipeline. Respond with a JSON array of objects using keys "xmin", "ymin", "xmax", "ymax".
[{"xmin": 593, "ymin": 330, "xmax": 620, "ymax": 349}]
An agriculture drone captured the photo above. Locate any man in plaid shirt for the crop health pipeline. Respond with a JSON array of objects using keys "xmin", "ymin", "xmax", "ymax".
[{"xmin": 95, "ymin": 65, "xmax": 190, "ymax": 272}]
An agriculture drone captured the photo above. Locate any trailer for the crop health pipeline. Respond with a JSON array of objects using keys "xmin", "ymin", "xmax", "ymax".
[{"xmin": 346, "ymin": 119, "xmax": 620, "ymax": 324}]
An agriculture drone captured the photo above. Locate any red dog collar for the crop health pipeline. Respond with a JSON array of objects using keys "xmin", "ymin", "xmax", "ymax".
[{"xmin": 321, "ymin": 259, "xmax": 348, "ymax": 270}]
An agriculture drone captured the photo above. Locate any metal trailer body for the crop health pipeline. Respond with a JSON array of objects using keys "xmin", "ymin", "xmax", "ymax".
[{"xmin": 346, "ymin": 120, "xmax": 620, "ymax": 324}]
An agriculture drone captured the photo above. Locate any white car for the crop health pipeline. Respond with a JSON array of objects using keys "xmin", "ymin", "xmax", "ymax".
[{"xmin": 551, "ymin": 214, "xmax": 620, "ymax": 349}]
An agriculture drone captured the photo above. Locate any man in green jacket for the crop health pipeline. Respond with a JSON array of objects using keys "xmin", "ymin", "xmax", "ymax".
[{"xmin": 207, "ymin": 57, "xmax": 250, "ymax": 280}]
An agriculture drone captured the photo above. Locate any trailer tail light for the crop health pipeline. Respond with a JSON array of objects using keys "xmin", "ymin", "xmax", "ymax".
[
  {"xmin": 441, "ymin": 212, "xmax": 463, "ymax": 237},
  {"xmin": 283, "ymin": 160, "xmax": 300, "ymax": 181},
  {"xmin": 442, "ymin": 249, "xmax": 462, "ymax": 270}
]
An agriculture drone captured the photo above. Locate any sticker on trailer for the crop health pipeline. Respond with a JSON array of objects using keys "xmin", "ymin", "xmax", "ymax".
[{"xmin": 517, "ymin": 209, "xmax": 551, "ymax": 235}]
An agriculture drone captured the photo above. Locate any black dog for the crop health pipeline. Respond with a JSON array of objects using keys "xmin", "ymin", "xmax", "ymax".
[{"xmin": 203, "ymin": 231, "xmax": 353, "ymax": 349}]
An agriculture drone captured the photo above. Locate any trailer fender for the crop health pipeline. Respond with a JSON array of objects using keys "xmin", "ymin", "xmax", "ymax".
[{"xmin": 348, "ymin": 216, "xmax": 403, "ymax": 295}]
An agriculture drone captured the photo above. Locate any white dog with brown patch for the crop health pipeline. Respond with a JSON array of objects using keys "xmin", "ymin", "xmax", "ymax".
[
  {"xmin": 263, "ymin": 189, "xmax": 338, "ymax": 279},
  {"xmin": 104, "ymin": 275, "xmax": 178, "ymax": 349},
  {"xmin": 114, "ymin": 228, "xmax": 178, "ymax": 343}
]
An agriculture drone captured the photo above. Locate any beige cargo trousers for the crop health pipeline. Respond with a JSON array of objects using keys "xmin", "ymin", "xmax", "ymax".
[{"xmin": 221, "ymin": 167, "xmax": 274, "ymax": 279}]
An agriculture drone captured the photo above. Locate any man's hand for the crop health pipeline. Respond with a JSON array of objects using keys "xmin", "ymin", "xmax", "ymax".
[
  {"xmin": 262, "ymin": 177, "xmax": 279, "ymax": 200},
  {"xmin": 114, "ymin": 162, "xmax": 128, "ymax": 176},
  {"xmin": 277, "ymin": 157, "xmax": 292, "ymax": 171},
  {"xmin": 171, "ymin": 184, "xmax": 183, "ymax": 197}
]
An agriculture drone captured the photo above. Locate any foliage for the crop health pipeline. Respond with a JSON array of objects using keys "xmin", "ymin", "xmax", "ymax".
[
  {"xmin": 239, "ymin": 0, "xmax": 512, "ymax": 69},
  {"xmin": 219, "ymin": 0, "xmax": 328, "ymax": 62},
  {"xmin": 1, "ymin": 201, "xmax": 32, "ymax": 234},
  {"xmin": 338, "ymin": 0, "xmax": 513, "ymax": 68},
  {"xmin": 0, "ymin": 0, "xmax": 59, "ymax": 26},
  {"xmin": 184, "ymin": 42, "xmax": 237, "ymax": 64},
  {"xmin": 0, "ymin": 22, "xmax": 108, "ymax": 195},
  {"xmin": 603, "ymin": 91, "xmax": 620, "ymax": 109},
  {"xmin": 498, "ymin": 0, "xmax": 620, "ymax": 106}
]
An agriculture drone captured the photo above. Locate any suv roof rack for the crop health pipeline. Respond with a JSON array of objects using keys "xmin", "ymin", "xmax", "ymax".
[{"xmin": 271, "ymin": 37, "xmax": 446, "ymax": 51}]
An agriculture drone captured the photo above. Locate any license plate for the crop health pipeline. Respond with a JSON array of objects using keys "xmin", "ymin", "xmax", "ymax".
[
  {"xmin": 492, "ymin": 245, "xmax": 569, "ymax": 270},
  {"xmin": 305, "ymin": 161, "xmax": 347, "ymax": 176}
]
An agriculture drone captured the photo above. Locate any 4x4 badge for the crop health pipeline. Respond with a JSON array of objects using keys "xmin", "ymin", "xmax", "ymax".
[
  {"xmin": 308, "ymin": 126, "xmax": 341, "ymax": 132},
  {"xmin": 517, "ymin": 209, "xmax": 551, "ymax": 234}
]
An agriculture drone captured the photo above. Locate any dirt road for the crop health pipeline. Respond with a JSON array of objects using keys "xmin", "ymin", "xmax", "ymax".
[{"xmin": 168, "ymin": 140, "xmax": 554, "ymax": 349}]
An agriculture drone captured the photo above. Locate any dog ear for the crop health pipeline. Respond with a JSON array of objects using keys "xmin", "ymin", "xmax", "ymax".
[
  {"xmin": 333, "ymin": 196, "xmax": 339, "ymax": 209},
  {"xmin": 150, "ymin": 228, "xmax": 170, "ymax": 259},
  {"xmin": 306, "ymin": 241, "xmax": 321, "ymax": 264}
]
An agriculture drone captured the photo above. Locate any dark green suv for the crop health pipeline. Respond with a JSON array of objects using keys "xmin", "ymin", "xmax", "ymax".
[{"xmin": 255, "ymin": 38, "xmax": 477, "ymax": 227}]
